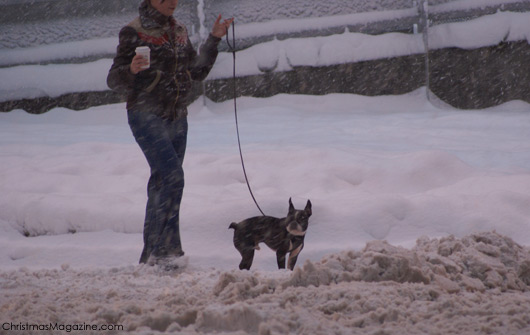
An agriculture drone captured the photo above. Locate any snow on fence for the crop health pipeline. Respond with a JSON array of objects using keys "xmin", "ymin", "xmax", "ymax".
[{"xmin": 0, "ymin": 1, "xmax": 529, "ymax": 112}]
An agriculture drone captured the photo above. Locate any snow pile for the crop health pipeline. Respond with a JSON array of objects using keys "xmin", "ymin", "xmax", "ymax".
[
  {"xmin": 0, "ymin": 59, "xmax": 112, "ymax": 102},
  {"xmin": 210, "ymin": 29, "xmax": 424, "ymax": 78},
  {"xmin": 0, "ymin": 38, "xmax": 118, "ymax": 66},
  {"xmin": 1, "ymin": 232, "xmax": 529, "ymax": 335},
  {"xmin": 429, "ymin": 11, "xmax": 530, "ymax": 49},
  {"xmin": 286, "ymin": 231, "xmax": 530, "ymax": 293}
]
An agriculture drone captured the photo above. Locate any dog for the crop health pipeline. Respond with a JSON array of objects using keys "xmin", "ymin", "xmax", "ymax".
[{"xmin": 229, "ymin": 198, "xmax": 312, "ymax": 270}]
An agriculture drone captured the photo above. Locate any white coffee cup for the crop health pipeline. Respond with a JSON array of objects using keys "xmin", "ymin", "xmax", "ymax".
[{"xmin": 135, "ymin": 46, "xmax": 150, "ymax": 69}]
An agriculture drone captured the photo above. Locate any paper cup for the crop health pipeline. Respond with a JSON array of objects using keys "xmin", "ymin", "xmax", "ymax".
[{"xmin": 135, "ymin": 46, "xmax": 150, "ymax": 69}]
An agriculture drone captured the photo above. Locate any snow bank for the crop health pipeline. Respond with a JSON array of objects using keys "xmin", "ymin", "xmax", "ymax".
[
  {"xmin": 429, "ymin": 11, "xmax": 530, "ymax": 49},
  {"xmin": 1, "ymin": 232, "xmax": 529, "ymax": 335},
  {"xmin": 0, "ymin": 37, "xmax": 117, "ymax": 66},
  {"xmin": 0, "ymin": 59, "xmax": 112, "ymax": 102},
  {"xmin": 288, "ymin": 231, "xmax": 530, "ymax": 293},
  {"xmin": 210, "ymin": 30, "xmax": 425, "ymax": 78}
]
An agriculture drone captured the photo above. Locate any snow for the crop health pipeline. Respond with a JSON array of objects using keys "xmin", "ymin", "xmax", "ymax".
[
  {"xmin": 1, "ymin": 89, "xmax": 530, "ymax": 334},
  {"xmin": 210, "ymin": 30, "xmax": 425, "ymax": 78},
  {"xmin": 0, "ymin": 37, "xmax": 118, "ymax": 66},
  {"xmin": 3, "ymin": 232, "xmax": 530, "ymax": 335},
  {"xmin": 428, "ymin": 11, "xmax": 530, "ymax": 49},
  {"xmin": 0, "ymin": 59, "xmax": 112, "ymax": 102},
  {"xmin": 2, "ymin": 4, "xmax": 530, "ymax": 334}
]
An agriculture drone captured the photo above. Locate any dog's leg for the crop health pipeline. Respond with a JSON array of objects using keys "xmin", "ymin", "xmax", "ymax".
[
  {"xmin": 276, "ymin": 251, "xmax": 287, "ymax": 269},
  {"xmin": 287, "ymin": 243, "xmax": 304, "ymax": 270},
  {"xmin": 239, "ymin": 248, "xmax": 255, "ymax": 270}
]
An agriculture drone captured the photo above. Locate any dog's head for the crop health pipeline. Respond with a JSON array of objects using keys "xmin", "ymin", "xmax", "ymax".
[{"xmin": 285, "ymin": 198, "xmax": 312, "ymax": 236}]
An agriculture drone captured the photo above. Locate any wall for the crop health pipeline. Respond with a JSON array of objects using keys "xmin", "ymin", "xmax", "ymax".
[{"xmin": 430, "ymin": 41, "xmax": 530, "ymax": 109}]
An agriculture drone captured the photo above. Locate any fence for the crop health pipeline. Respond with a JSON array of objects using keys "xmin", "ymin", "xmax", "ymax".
[{"xmin": 0, "ymin": 0, "xmax": 529, "ymax": 112}]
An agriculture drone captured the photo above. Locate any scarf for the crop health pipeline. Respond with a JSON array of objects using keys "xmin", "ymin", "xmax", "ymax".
[{"xmin": 139, "ymin": 0, "xmax": 176, "ymax": 30}]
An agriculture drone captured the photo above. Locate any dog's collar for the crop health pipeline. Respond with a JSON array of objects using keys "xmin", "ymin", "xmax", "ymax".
[{"xmin": 287, "ymin": 227, "xmax": 306, "ymax": 236}]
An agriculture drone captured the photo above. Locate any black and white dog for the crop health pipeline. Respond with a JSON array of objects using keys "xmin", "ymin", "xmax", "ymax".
[{"xmin": 229, "ymin": 198, "xmax": 312, "ymax": 270}]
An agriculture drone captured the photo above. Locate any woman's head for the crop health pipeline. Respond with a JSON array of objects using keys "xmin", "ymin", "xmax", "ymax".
[{"xmin": 149, "ymin": 0, "xmax": 178, "ymax": 17}]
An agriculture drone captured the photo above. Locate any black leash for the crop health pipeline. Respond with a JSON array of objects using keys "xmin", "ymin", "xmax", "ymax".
[{"xmin": 226, "ymin": 23, "xmax": 266, "ymax": 216}]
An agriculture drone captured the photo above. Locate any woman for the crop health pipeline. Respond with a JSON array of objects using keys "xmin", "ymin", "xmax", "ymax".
[{"xmin": 107, "ymin": 0, "xmax": 233, "ymax": 268}]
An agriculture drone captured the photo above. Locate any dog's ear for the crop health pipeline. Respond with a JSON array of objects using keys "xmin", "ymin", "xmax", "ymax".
[
  {"xmin": 289, "ymin": 197, "xmax": 294, "ymax": 214},
  {"xmin": 305, "ymin": 200, "xmax": 312, "ymax": 216}
]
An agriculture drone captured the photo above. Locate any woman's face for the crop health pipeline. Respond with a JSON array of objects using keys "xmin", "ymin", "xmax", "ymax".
[{"xmin": 150, "ymin": 0, "xmax": 178, "ymax": 17}]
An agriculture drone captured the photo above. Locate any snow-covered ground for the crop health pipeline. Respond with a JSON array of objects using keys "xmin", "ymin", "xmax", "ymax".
[{"xmin": 1, "ymin": 90, "xmax": 530, "ymax": 334}]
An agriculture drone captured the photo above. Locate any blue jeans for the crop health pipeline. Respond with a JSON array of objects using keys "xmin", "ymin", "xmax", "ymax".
[{"xmin": 128, "ymin": 108, "xmax": 188, "ymax": 264}]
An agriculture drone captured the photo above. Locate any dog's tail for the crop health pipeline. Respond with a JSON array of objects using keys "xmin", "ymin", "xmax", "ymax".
[{"xmin": 229, "ymin": 222, "xmax": 238, "ymax": 230}]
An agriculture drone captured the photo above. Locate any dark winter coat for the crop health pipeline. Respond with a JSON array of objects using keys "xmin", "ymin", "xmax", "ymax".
[{"xmin": 107, "ymin": 1, "xmax": 221, "ymax": 119}]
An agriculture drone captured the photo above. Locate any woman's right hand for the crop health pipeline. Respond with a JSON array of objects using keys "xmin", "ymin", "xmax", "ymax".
[{"xmin": 130, "ymin": 54, "xmax": 149, "ymax": 74}]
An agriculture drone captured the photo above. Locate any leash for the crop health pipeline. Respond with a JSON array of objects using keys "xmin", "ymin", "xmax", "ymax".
[{"xmin": 226, "ymin": 23, "xmax": 266, "ymax": 216}]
